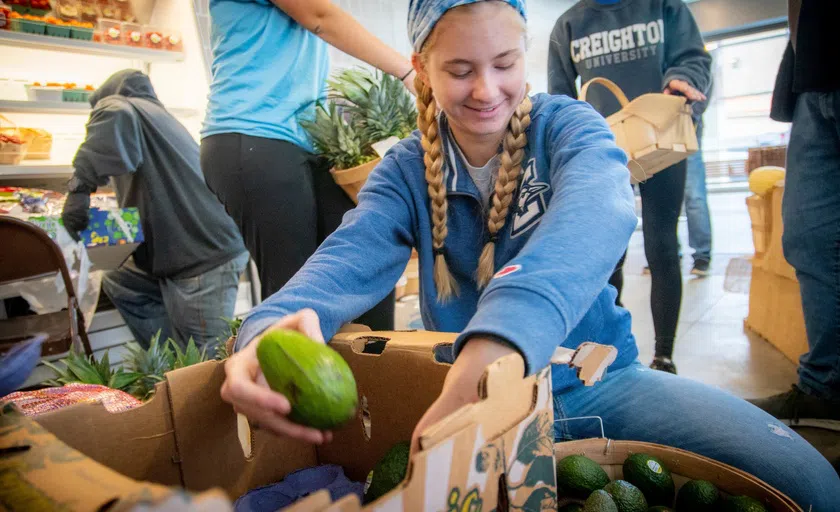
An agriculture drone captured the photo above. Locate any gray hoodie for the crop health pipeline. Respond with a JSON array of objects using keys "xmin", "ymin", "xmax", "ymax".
[
  {"xmin": 72, "ymin": 70, "xmax": 245, "ymax": 278},
  {"xmin": 548, "ymin": 0, "xmax": 711, "ymax": 118}
]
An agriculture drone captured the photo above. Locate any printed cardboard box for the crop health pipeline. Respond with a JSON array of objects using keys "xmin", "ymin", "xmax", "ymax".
[{"xmin": 2, "ymin": 329, "xmax": 614, "ymax": 511}]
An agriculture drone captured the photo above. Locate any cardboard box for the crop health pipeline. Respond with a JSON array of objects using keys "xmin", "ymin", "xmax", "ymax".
[
  {"xmin": 3, "ymin": 329, "xmax": 568, "ymax": 511},
  {"xmin": 26, "ymin": 207, "xmax": 143, "ymax": 271},
  {"xmin": 745, "ymin": 184, "xmax": 808, "ymax": 363}
]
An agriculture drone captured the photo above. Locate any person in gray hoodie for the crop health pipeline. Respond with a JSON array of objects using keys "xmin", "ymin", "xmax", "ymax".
[
  {"xmin": 548, "ymin": 0, "xmax": 711, "ymax": 375},
  {"xmin": 61, "ymin": 69, "xmax": 250, "ymax": 352}
]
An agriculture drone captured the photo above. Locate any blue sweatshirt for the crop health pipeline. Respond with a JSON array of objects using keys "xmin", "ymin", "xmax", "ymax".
[
  {"xmin": 236, "ymin": 93, "xmax": 639, "ymax": 392},
  {"xmin": 548, "ymin": 0, "xmax": 712, "ymax": 118}
]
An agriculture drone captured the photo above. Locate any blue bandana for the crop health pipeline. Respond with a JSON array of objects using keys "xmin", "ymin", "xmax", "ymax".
[{"xmin": 407, "ymin": 0, "xmax": 527, "ymax": 53}]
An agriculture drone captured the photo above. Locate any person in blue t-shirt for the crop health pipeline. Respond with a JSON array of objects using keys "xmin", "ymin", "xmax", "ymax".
[
  {"xmin": 548, "ymin": 0, "xmax": 711, "ymax": 375},
  {"xmin": 200, "ymin": 0, "xmax": 417, "ymax": 329},
  {"xmin": 217, "ymin": 1, "xmax": 840, "ymax": 507}
]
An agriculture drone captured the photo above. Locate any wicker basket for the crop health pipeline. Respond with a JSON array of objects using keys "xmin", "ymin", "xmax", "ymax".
[
  {"xmin": 555, "ymin": 438, "xmax": 800, "ymax": 511},
  {"xmin": 746, "ymin": 145, "xmax": 787, "ymax": 174},
  {"xmin": 329, "ymin": 157, "xmax": 381, "ymax": 204},
  {"xmin": 0, "ymin": 114, "xmax": 29, "ymax": 165}
]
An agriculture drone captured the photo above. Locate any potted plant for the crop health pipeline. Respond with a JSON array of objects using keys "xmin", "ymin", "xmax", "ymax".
[{"xmin": 301, "ymin": 67, "xmax": 416, "ymax": 204}]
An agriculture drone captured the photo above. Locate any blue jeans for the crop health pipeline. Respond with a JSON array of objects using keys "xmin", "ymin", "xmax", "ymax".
[
  {"xmin": 783, "ymin": 91, "xmax": 840, "ymax": 403},
  {"xmin": 102, "ymin": 251, "xmax": 249, "ymax": 352},
  {"xmin": 684, "ymin": 141, "xmax": 712, "ymax": 263},
  {"xmin": 553, "ymin": 362, "xmax": 840, "ymax": 510}
]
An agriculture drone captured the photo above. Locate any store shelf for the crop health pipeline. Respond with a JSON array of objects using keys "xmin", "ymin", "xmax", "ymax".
[
  {"xmin": 0, "ymin": 162, "xmax": 73, "ymax": 179},
  {"xmin": 0, "ymin": 99, "xmax": 200, "ymax": 117},
  {"xmin": 0, "ymin": 30, "xmax": 184, "ymax": 62}
]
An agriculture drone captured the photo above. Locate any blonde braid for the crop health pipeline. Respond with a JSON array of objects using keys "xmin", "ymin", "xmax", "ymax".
[
  {"xmin": 415, "ymin": 73, "xmax": 459, "ymax": 302},
  {"xmin": 476, "ymin": 88, "xmax": 533, "ymax": 288}
]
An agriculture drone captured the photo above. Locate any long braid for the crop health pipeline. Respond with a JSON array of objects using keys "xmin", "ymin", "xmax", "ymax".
[
  {"xmin": 415, "ymin": 73, "xmax": 459, "ymax": 302},
  {"xmin": 476, "ymin": 88, "xmax": 533, "ymax": 288}
]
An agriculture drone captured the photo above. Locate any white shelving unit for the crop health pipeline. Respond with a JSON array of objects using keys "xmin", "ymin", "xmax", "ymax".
[
  {"xmin": 0, "ymin": 162, "xmax": 75, "ymax": 179},
  {"xmin": 0, "ymin": 30, "xmax": 185, "ymax": 61},
  {"xmin": 0, "ymin": 99, "xmax": 199, "ymax": 117}
]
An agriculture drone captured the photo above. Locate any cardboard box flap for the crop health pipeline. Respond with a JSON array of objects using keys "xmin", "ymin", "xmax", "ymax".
[
  {"xmin": 35, "ymin": 381, "xmax": 182, "ymax": 486},
  {"xmin": 0, "ymin": 402, "xmax": 177, "ymax": 511},
  {"xmin": 333, "ymin": 330, "xmax": 458, "ymax": 356},
  {"xmin": 164, "ymin": 360, "xmax": 317, "ymax": 498},
  {"xmin": 315, "ymin": 331, "xmax": 453, "ymax": 482},
  {"xmin": 292, "ymin": 361, "xmax": 558, "ymax": 511}
]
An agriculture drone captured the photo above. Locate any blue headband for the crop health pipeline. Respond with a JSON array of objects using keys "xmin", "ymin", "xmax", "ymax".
[{"xmin": 407, "ymin": 0, "xmax": 527, "ymax": 53}]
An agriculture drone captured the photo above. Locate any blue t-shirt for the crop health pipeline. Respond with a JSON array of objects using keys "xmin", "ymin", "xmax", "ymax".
[{"xmin": 201, "ymin": 0, "xmax": 330, "ymax": 151}]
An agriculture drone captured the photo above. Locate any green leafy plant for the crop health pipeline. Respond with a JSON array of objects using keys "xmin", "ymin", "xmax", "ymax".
[
  {"xmin": 215, "ymin": 317, "xmax": 242, "ymax": 360},
  {"xmin": 124, "ymin": 330, "xmax": 175, "ymax": 400},
  {"xmin": 172, "ymin": 337, "xmax": 207, "ymax": 370},
  {"xmin": 43, "ymin": 348, "xmax": 143, "ymax": 392},
  {"xmin": 301, "ymin": 67, "xmax": 417, "ymax": 170}
]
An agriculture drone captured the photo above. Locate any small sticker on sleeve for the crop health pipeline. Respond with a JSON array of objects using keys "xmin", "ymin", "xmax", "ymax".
[{"xmin": 493, "ymin": 264, "xmax": 521, "ymax": 279}]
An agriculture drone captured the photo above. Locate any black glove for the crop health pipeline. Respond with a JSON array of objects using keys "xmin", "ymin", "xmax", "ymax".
[{"xmin": 61, "ymin": 191, "xmax": 91, "ymax": 241}]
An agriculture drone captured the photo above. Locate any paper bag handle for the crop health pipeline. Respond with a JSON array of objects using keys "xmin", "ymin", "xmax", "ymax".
[{"xmin": 580, "ymin": 77, "xmax": 630, "ymax": 107}]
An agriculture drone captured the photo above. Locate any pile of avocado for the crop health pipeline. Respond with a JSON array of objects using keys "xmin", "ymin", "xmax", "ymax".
[{"xmin": 556, "ymin": 453, "xmax": 770, "ymax": 512}]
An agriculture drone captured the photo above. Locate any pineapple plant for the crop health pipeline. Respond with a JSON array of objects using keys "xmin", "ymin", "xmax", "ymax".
[
  {"xmin": 302, "ymin": 67, "xmax": 417, "ymax": 171},
  {"xmin": 329, "ymin": 67, "xmax": 417, "ymax": 142},
  {"xmin": 124, "ymin": 330, "xmax": 175, "ymax": 400},
  {"xmin": 171, "ymin": 337, "xmax": 207, "ymax": 369},
  {"xmin": 43, "ymin": 348, "xmax": 143, "ymax": 392}
]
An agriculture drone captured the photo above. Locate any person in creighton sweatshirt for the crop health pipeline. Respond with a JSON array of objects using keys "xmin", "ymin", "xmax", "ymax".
[
  {"xmin": 220, "ymin": 1, "xmax": 840, "ymax": 506},
  {"xmin": 548, "ymin": 0, "xmax": 712, "ymax": 375}
]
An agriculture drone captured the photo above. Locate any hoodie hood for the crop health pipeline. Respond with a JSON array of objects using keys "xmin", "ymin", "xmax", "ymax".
[{"xmin": 90, "ymin": 69, "xmax": 159, "ymax": 108}]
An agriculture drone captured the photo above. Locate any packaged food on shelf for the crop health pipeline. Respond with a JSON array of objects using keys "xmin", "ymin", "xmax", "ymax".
[
  {"xmin": 70, "ymin": 21, "xmax": 94, "ymax": 40},
  {"xmin": 98, "ymin": 17, "xmax": 121, "ymax": 44},
  {"xmin": 163, "ymin": 28, "xmax": 182, "ymax": 52},
  {"xmin": 44, "ymin": 16, "xmax": 73, "ymax": 38},
  {"xmin": 78, "ymin": 0, "xmax": 97, "ymax": 22},
  {"xmin": 25, "ymin": 83, "xmax": 64, "ymax": 102},
  {"xmin": 17, "ymin": 127, "xmax": 53, "ymax": 160},
  {"xmin": 122, "ymin": 21, "xmax": 142, "ymax": 47},
  {"xmin": 143, "ymin": 26, "xmax": 162, "ymax": 48},
  {"xmin": 28, "ymin": 0, "xmax": 49, "ymax": 16},
  {"xmin": 0, "ymin": 1, "xmax": 12, "ymax": 29},
  {"xmin": 0, "ymin": 115, "xmax": 29, "ymax": 165},
  {"xmin": 4, "ymin": 0, "xmax": 25, "ymax": 15},
  {"xmin": 98, "ymin": 1, "xmax": 119, "ymax": 22},
  {"xmin": 10, "ymin": 12, "xmax": 46, "ymax": 34},
  {"xmin": 55, "ymin": 0, "xmax": 79, "ymax": 21}
]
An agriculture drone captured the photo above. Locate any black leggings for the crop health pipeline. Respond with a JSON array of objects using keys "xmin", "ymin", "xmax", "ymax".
[
  {"xmin": 200, "ymin": 133, "xmax": 394, "ymax": 330},
  {"xmin": 609, "ymin": 161, "xmax": 687, "ymax": 359}
]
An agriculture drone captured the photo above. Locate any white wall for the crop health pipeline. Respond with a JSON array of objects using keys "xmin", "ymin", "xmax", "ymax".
[{"xmin": 328, "ymin": 0, "xmax": 577, "ymax": 94}]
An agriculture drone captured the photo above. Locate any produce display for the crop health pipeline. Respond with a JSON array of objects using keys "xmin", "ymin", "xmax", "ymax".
[
  {"xmin": 556, "ymin": 453, "xmax": 771, "ymax": 512},
  {"xmin": 748, "ymin": 166, "xmax": 786, "ymax": 197},
  {"xmin": 0, "ymin": 0, "xmax": 181, "ymax": 53}
]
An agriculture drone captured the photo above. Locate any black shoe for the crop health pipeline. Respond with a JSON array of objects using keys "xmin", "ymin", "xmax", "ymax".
[
  {"xmin": 691, "ymin": 259, "xmax": 710, "ymax": 277},
  {"xmin": 650, "ymin": 356, "xmax": 677, "ymax": 374},
  {"xmin": 747, "ymin": 385, "xmax": 840, "ymax": 432}
]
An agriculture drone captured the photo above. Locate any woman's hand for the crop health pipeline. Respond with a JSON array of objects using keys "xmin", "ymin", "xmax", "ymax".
[
  {"xmin": 664, "ymin": 79, "xmax": 706, "ymax": 102},
  {"xmin": 220, "ymin": 309, "xmax": 333, "ymax": 444},
  {"xmin": 409, "ymin": 337, "xmax": 520, "ymax": 454}
]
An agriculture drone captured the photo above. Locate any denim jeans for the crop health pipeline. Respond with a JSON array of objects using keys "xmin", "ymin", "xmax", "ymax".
[
  {"xmin": 683, "ymin": 123, "xmax": 712, "ymax": 263},
  {"xmin": 783, "ymin": 91, "xmax": 840, "ymax": 403},
  {"xmin": 102, "ymin": 251, "xmax": 250, "ymax": 352},
  {"xmin": 553, "ymin": 362, "xmax": 840, "ymax": 510}
]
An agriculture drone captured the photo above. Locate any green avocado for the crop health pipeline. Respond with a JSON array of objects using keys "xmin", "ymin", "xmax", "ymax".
[
  {"xmin": 256, "ymin": 329, "xmax": 358, "ymax": 429},
  {"xmin": 364, "ymin": 441, "xmax": 411, "ymax": 504}
]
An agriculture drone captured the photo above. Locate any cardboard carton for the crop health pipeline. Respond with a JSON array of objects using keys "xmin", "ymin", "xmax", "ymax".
[{"xmin": 3, "ymin": 329, "xmax": 617, "ymax": 511}]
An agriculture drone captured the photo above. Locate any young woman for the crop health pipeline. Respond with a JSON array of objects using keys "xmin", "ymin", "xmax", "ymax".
[{"xmin": 220, "ymin": 1, "xmax": 840, "ymax": 507}]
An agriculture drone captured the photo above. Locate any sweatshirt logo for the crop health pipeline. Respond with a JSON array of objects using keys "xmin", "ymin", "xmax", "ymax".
[
  {"xmin": 570, "ymin": 20, "xmax": 664, "ymax": 71},
  {"xmin": 511, "ymin": 158, "xmax": 548, "ymax": 239}
]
